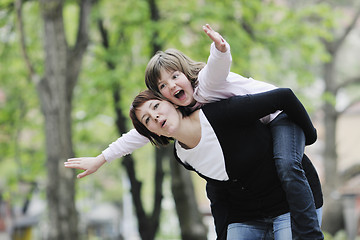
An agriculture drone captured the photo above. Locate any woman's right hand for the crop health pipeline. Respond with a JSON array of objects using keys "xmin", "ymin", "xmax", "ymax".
[{"xmin": 64, "ymin": 154, "xmax": 106, "ymax": 179}]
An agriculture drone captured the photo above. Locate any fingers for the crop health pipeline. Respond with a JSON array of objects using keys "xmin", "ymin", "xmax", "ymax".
[
  {"xmin": 65, "ymin": 159, "xmax": 79, "ymax": 166},
  {"xmin": 203, "ymin": 23, "xmax": 213, "ymax": 33},
  {"xmin": 65, "ymin": 162, "xmax": 90, "ymax": 179},
  {"xmin": 77, "ymin": 170, "xmax": 89, "ymax": 179},
  {"xmin": 64, "ymin": 164, "xmax": 81, "ymax": 169},
  {"xmin": 64, "ymin": 157, "xmax": 99, "ymax": 179},
  {"xmin": 64, "ymin": 160, "xmax": 79, "ymax": 166},
  {"xmin": 64, "ymin": 160, "xmax": 85, "ymax": 170},
  {"xmin": 64, "ymin": 157, "xmax": 86, "ymax": 166},
  {"xmin": 202, "ymin": 24, "xmax": 227, "ymax": 53},
  {"xmin": 203, "ymin": 24, "xmax": 223, "ymax": 42},
  {"xmin": 67, "ymin": 158, "xmax": 82, "ymax": 162},
  {"xmin": 202, "ymin": 24, "xmax": 213, "ymax": 36}
]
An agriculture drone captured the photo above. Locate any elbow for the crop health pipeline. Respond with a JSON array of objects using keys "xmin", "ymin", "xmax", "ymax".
[
  {"xmin": 306, "ymin": 128, "xmax": 317, "ymax": 146},
  {"xmin": 279, "ymin": 88, "xmax": 294, "ymax": 96}
]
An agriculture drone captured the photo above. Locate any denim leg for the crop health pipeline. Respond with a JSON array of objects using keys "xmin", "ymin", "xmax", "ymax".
[
  {"xmin": 273, "ymin": 212, "xmax": 292, "ymax": 240},
  {"xmin": 270, "ymin": 113, "xmax": 323, "ymax": 240},
  {"xmin": 227, "ymin": 221, "xmax": 273, "ymax": 240},
  {"xmin": 316, "ymin": 207, "xmax": 323, "ymax": 227}
]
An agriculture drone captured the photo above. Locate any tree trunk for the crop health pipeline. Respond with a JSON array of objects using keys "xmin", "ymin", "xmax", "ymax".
[
  {"xmin": 39, "ymin": 2, "xmax": 77, "ymax": 239},
  {"xmin": 169, "ymin": 152, "xmax": 208, "ymax": 240},
  {"xmin": 321, "ymin": 101, "xmax": 344, "ymax": 233},
  {"xmin": 145, "ymin": 0, "xmax": 208, "ymax": 238},
  {"xmin": 98, "ymin": 15, "xmax": 164, "ymax": 238},
  {"xmin": 321, "ymin": 57, "xmax": 344, "ymax": 234},
  {"xmin": 112, "ymin": 83, "xmax": 163, "ymax": 240},
  {"xmin": 320, "ymin": 5, "xmax": 360, "ymax": 234},
  {"xmin": 36, "ymin": 0, "xmax": 91, "ymax": 239}
]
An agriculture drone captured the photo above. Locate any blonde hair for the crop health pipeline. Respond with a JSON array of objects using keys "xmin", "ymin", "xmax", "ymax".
[{"xmin": 145, "ymin": 49, "xmax": 206, "ymax": 96}]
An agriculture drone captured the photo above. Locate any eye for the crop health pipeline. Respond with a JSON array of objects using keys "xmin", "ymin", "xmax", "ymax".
[
  {"xmin": 173, "ymin": 72, "xmax": 179, "ymax": 79},
  {"xmin": 159, "ymin": 83, "xmax": 166, "ymax": 90},
  {"xmin": 145, "ymin": 117, "xmax": 150, "ymax": 125},
  {"xmin": 154, "ymin": 103, "xmax": 159, "ymax": 109}
]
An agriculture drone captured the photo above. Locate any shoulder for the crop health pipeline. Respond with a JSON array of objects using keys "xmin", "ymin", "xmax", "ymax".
[
  {"xmin": 200, "ymin": 96, "xmax": 247, "ymax": 124},
  {"xmin": 202, "ymin": 94, "xmax": 251, "ymax": 113}
]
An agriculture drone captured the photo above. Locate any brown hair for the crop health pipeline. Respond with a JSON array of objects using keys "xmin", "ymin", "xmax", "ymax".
[
  {"xmin": 129, "ymin": 90, "xmax": 173, "ymax": 147},
  {"xmin": 145, "ymin": 48, "xmax": 206, "ymax": 97}
]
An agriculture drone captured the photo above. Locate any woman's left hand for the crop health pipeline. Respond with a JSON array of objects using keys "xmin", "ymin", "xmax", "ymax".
[{"xmin": 64, "ymin": 154, "xmax": 106, "ymax": 179}]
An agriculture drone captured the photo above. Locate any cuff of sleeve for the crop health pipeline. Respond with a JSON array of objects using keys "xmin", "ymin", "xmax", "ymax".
[
  {"xmin": 210, "ymin": 41, "xmax": 231, "ymax": 58},
  {"xmin": 102, "ymin": 148, "xmax": 116, "ymax": 163}
]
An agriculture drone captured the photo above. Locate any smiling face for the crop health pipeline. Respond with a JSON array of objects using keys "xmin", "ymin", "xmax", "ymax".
[
  {"xmin": 145, "ymin": 49, "xmax": 204, "ymax": 108},
  {"xmin": 157, "ymin": 69, "xmax": 196, "ymax": 107},
  {"xmin": 135, "ymin": 98, "xmax": 182, "ymax": 138}
]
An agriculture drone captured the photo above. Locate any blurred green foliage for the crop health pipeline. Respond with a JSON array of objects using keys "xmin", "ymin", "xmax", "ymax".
[{"xmin": 0, "ymin": 0, "xmax": 342, "ymax": 235}]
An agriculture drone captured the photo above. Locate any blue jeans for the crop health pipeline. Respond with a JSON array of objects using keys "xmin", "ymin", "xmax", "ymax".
[
  {"xmin": 270, "ymin": 113, "xmax": 323, "ymax": 239},
  {"xmin": 227, "ymin": 208, "xmax": 323, "ymax": 240}
]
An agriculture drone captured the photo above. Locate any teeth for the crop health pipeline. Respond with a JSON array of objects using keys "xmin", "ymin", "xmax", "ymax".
[{"xmin": 174, "ymin": 90, "xmax": 180, "ymax": 96}]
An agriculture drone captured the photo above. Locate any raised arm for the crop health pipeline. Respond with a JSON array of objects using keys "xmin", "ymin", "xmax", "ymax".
[
  {"xmin": 195, "ymin": 25, "xmax": 232, "ymax": 95},
  {"xmin": 202, "ymin": 24, "xmax": 227, "ymax": 53}
]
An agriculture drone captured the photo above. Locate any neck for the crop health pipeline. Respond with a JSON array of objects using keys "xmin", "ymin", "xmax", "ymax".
[{"xmin": 174, "ymin": 110, "xmax": 201, "ymax": 149}]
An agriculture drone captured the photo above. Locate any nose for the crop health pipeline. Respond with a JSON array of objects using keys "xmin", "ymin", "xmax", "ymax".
[
  {"xmin": 168, "ymin": 80, "xmax": 176, "ymax": 89},
  {"xmin": 151, "ymin": 113, "xmax": 159, "ymax": 122}
]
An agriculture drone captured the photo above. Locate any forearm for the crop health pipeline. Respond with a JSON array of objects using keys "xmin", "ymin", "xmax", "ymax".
[
  {"xmin": 271, "ymin": 88, "xmax": 317, "ymax": 145},
  {"xmin": 224, "ymin": 88, "xmax": 316, "ymax": 144},
  {"xmin": 198, "ymin": 42, "xmax": 232, "ymax": 91},
  {"xmin": 244, "ymin": 88, "xmax": 316, "ymax": 144},
  {"xmin": 102, "ymin": 128, "xmax": 150, "ymax": 162}
]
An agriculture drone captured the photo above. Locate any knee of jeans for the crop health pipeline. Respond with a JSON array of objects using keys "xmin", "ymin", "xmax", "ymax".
[
  {"xmin": 275, "ymin": 158, "xmax": 304, "ymax": 179},
  {"xmin": 273, "ymin": 147, "xmax": 304, "ymax": 168}
]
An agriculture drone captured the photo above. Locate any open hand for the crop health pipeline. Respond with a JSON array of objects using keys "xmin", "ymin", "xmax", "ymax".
[
  {"xmin": 203, "ymin": 24, "xmax": 227, "ymax": 53},
  {"xmin": 64, "ymin": 154, "xmax": 106, "ymax": 179}
]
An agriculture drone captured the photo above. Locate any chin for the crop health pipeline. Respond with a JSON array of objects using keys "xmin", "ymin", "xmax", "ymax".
[
  {"xmin": 171, "ymin": 97, "xmax": 188, "ymax": 106},
  {"xmin": 164, "ymin": 129, "xmax": 174, "ymax": 137},
  {"xmin": 179, "ymin": 99, "xmax": 191, "ymax": 107}
]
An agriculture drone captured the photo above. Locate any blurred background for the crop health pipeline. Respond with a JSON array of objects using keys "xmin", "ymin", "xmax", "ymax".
[{"xmin": 0, "ymin": 0, "xmax": 360, "ymax": 239}]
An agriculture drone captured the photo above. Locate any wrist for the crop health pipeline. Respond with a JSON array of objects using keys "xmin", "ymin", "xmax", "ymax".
[
  {"xmin": 96, "ymin": 154, "xmax": 107, "ymax": 166},
  {"xmin": 211, "ymin": 41, "xmax": 230, "ymax": 56}
]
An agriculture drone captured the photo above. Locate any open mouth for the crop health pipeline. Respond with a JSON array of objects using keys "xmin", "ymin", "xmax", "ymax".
[
  {"xmin": 174, "ymin": 90, "xmax": 185, "ymax": 99},
  {"xmin": 161, "ymin": 120, "xmax": 166, "ymax": 128}
]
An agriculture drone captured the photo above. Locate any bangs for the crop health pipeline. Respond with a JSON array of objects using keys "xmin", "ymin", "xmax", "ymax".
[
  {"xmin": 129, "ymin": 89, "xmax": 173, "ymax": 147},
  {"xmin": 147, "ymin": 55, "xmax": 180, "ymax": 92}
]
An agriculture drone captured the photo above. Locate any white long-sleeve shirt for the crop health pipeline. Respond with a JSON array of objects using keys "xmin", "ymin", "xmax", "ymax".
[{"xmin": 102, "ymin": 41, "xmax": 280, "ymax": 162}]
